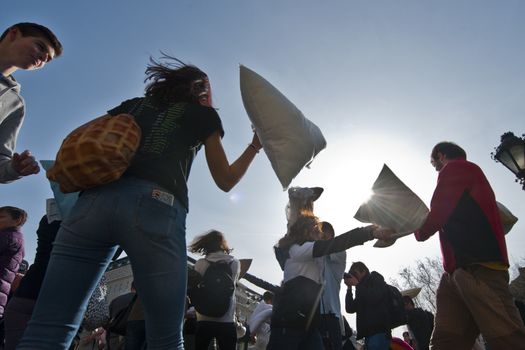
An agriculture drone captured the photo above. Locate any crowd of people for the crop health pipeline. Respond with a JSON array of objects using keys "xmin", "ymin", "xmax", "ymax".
[{"xmin": 1, "ymin": 21, "xmax": 525, "ymax": 350}]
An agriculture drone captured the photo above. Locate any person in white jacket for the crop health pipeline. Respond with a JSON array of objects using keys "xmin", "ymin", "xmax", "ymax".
[
  {"xmin": 189, "ymin": 230, "xmax": 240, "ymax": 350},
  {"xmin": 248, "ymin": 291, "xmax": 274, "ymax": 350}
]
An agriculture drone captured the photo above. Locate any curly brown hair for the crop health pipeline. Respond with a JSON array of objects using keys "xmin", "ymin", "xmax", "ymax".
[
  {"xmin": 277, "ymin": 215, "xmax": 322, "ymax": 250},
  {"xmin": 188, "ymin": 230, "xmax": 232, "ymax": 256}
]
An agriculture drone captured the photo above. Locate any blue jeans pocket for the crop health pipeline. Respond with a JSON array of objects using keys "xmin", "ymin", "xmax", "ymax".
[{"xmin": 135, "ymin": 195, "xmax": 178, "ymax": 240}]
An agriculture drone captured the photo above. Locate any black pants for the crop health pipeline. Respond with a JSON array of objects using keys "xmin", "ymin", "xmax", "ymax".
[
  {"xmin": 0, "ymin": 317, "xmax": 4, "ymax": 350},
  {"xmin": 195, "ymin": 321, "xmax": 236, "ymax": 350},
  {"xmin": 125, "ymin": 320, "xmax": 146, "ymax": 350},
  {"xmin": 319, "ymin": 314, "xmax": 342, "ymax": 350}
]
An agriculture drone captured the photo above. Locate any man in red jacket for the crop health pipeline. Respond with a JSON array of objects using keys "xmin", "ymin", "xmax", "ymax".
[{"xmin": 411, "ymin": 142, "xmax": 525, "ymax": 350}]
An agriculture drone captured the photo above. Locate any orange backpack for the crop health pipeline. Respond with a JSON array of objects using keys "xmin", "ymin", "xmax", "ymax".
[{"xmin": 47, "ymin": 113, "xmax": 141, "ymax": 193}]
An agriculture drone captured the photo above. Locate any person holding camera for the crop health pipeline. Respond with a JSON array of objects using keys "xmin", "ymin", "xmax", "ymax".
[{"xmin": 344, "ymin": 262, "xmax": 392, "ymax": 350}]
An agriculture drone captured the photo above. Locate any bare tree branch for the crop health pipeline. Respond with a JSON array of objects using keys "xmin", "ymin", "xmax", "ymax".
[{"xmin": 393, "ymin": 256, "xmax": 443, "ymax": 313}]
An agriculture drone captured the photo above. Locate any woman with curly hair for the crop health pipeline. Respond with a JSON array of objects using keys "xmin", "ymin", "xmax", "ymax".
[
  {"xmin": 268, "ymin": 215, "xmax": 389, "ymax": 350},
  {"xmin": 18, "ymin": 56, "xmax": 261, "ymax": 350}
]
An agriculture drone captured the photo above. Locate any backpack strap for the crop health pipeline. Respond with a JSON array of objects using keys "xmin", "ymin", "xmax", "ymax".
[
  {"xmin": 204, "ymin": 258, "xmax": 236, "ymax": 284},
  {"xmin": 205, "ymin": 258, "xmax": 233, "ymax": 270},
  {"xmin": 128, "ymin": 98, "xmax": 144, "ymax": 116}
]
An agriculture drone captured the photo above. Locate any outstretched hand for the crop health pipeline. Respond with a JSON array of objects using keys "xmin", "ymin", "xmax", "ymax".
[
  {"xmin": 12, "ymin": 150, "xmax": 40, "ymax": 176},
  {"xmin": 371, "ymin": 226, "xmax": 396, "ymax": 241}
]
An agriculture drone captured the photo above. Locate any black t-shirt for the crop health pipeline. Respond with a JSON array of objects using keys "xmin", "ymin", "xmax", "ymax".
[{"xmin": 108, "ymin": 97, "xmax": 224, "ymax": 210}]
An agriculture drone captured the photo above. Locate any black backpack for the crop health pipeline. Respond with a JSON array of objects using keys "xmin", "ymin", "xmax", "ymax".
[
  {"xmin": 386, "ymin": 284, "xmax": 407, "ymax": 328},
  {"xmin": 106, "ymin": 293, "xmax": 137, "ymax": 336},
  {"xmin": 189, "ymin": 260, "xmax": 235, "ymax": 317},
  {"xmin": 271, "ymin": 275, "xmax": 324, "ymax": 331}
]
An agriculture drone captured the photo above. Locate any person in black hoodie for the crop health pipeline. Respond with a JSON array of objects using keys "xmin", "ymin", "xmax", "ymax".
[
  {"xmin": 344, "ymin": 261, "xmax": 391, "ymax": 350},
  {"xmin": 268, "ymin": 215, "xmax": 389, "ymax": 350}
]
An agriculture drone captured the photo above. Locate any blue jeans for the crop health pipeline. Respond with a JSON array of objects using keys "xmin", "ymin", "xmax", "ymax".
[
  {"xmin": 17, "ymin": 178, "xmax": 188, "ymax": 350},
  {"xmin": 364, "ymin": 332, "xmax": 390, "ymax": 350}
]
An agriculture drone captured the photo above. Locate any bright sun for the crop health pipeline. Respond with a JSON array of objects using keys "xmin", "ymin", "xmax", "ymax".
[{"xmin": 293, "ymin": 127, "xmax": 427, "ymax": 226}]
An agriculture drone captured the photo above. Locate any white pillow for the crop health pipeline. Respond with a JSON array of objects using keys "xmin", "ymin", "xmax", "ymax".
[
  {"xmin": 354, "ymin": 164, "xmax": 429, "ymax": 247},
  {"xmin": 497, "ymin": 201, "xmax": 518, "ymax": 235},
  {"xmin": 240, "ymin": 65, "xmax": 326, "ymax": 189}
]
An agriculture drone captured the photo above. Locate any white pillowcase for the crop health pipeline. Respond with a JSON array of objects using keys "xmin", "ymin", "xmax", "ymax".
[
  {"xmin": 497, "ymin": 201, "xmax": 518, "ymax": 235},
  {"xmin": 240, "ymin": 65, "xmax": 326, "ymax": 189},
  {"xmin": 354, "ymin": 164, "xmax": 429, "ymax": 247},
  {"xmin": 354, "ymin": 164, "xmax": 518, "ymax": 247}
]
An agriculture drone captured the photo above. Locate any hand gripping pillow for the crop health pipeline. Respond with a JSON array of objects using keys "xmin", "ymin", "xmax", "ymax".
[
  {"xmin": 47, "ymin": 114, "xmax": 141, "ymax": 193},
  {"xmin": 240, "ymin": 65, "xmax": 326, "ymax": 189},
  {"xmin": 354, "ymin": 165, "xmax": 518, "ymax": 247}
]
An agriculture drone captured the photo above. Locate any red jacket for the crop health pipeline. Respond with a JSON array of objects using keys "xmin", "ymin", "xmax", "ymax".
[{"xmin": 415, "ymin": 159, "xmax": 508, "ymax": 273}]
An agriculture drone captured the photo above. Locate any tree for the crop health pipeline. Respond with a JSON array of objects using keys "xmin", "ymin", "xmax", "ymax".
[
  {"xmin": 510, "ymin": 257, "xmax": 525, "ymax": 280},
  {"xmin": 392, "ymin": 256, "xmax": 443, "ymax": 314}
]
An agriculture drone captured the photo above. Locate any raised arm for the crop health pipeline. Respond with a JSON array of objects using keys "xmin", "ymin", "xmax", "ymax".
[
  {"xmin": 204, "ymin": 130, "xmax": 261, "ymax": 192},
  {"xmin": 312, "ymin": 226, "xmax": 374, "ymax": 258},
  {"xmin": 312, "ymin": 225, "xmax": 392, "ymax": 258},
  {"xmin": 344, "ymin": 281, "xmax": 357, "ymax": 313}
]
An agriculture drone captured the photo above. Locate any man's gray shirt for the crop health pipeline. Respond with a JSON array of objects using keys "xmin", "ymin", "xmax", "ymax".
[{"xmin": 0, "ymin": 74, "xmax": 24, "ymax": 183}]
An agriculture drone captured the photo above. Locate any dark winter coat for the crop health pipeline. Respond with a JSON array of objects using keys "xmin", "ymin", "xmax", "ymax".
[
  {"xmin": 0, "ymin": 227, "xmax": 24, "ymax": 317},
  {"xmin": 407, "ymin": 307, "xmax": 434, "ymax": 350},
  {"xmin": 345, "ymin": 271, "xmax": 390, "ymax": 339}
]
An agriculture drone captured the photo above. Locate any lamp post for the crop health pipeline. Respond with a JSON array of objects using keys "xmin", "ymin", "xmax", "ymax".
[{"xmin": 491, "ymin": 132, "xmax": 525, "ymax": 190}]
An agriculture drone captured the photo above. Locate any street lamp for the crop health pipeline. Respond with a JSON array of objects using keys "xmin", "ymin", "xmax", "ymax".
[{"xmin": 491, "ymin": 132, "xmax": 525, "ymax": 190}]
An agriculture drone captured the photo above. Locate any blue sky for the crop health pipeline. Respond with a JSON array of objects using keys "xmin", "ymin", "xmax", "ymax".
[{"xmin": 2, "ymin": 0, "xmax": 525, "ymax": 331}]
